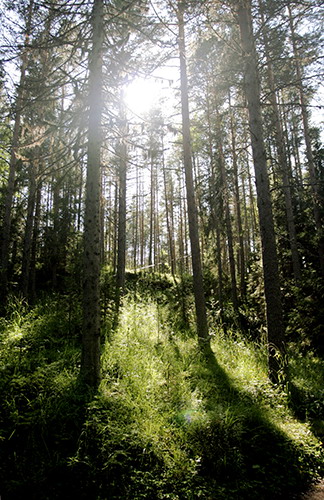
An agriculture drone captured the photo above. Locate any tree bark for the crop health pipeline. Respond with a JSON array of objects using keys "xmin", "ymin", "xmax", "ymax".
[
  {"xmin": 80, "ymin": 0, "xmax": 104, "ymax": 389},
  {"xmin": 116, "ymin": 94, "xmax": 128, "ymax": 313},
  {"xmin": 162, "ymin": 143, "xmax": 176, "ymax": 276},
  {"xmin": 0, "ymin": 0, "xmax": 33, "ymax": 303},
  {"xmin": 287, "ymin": 1, "xmax": 324, "ymax": 276},
  {"xmin": 215, "ymin": 107, "xmax": 239, "ymax": 314},
  {"xmin": 237, "ymin": 0, "xmax": 285, "ymax": 381},
  {"xmin": 259, "ymin": 0, "xmax": 301, "ymax": 282},
  {"xmin": 177, "ymin": 1, "xmax": 209, "ymax": 345},
  {"xmin": 21, "ymin": 158, "xmax": 37, "ymax": 298}
]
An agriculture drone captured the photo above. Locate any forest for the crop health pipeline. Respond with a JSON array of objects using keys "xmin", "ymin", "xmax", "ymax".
[{"xmin": 0, "ymin": 0, "xmax": 323, "ymax": 498}]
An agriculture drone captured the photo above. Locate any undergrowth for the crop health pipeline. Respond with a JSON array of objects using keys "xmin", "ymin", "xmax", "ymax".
[{"xmin": 0, "ymin": 291, "xmax": 323, "ymax": 499}]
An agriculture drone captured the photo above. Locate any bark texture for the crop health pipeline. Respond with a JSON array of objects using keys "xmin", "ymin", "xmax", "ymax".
[
  {"xmin": 237, "ymin": 0, "xmax": 285, "ymax": 380},
  {"xmin": 80, "ymin": 0, "xmax": 104, "ymax": 389},
  {"xmin": 115, "ymin": 95, "xmax": 127, "ymax": 315},
  {"xmin": 287, "ymin": 1, "xmax": 324, "ymax": 276},
  {"xmin": 177, "ymin": 1, "xmax": 209, "ymax": 345},
  {"xmin": 0, "ymin": 0, "xmax": 33, "ymax": 302},
  {"xmin": 259, "ymin": 0, "xmax": 301, "ymax": 281}
]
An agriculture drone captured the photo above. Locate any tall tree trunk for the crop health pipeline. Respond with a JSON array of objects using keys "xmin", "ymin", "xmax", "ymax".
[
  {"xmin": 21, "ymin": 158, "xmax": 37, "ymax": 298},
  {"xmin": 148, "ymin": 150, "xmax": 155, "ymax": 271},
  {"xmin": 259, "ymin": 0, "xmax": 301, "ymax": 281},
  {"xmin": 237, "ymin": 0, "xmax": 285, "ymax": 381},
  {"xmin": 162, "ymin": 146, "xmax": 176, "ymax": 276},
  {"xmin": 178, "ymin": 174, "xmax": 185, "ymax": 276},
  {"xmin": 287, "ymin": 1, "xmax": 324, "ymax": 276},
  {"xmin": 30, "ymin": 182, "xmax": 42, "ymax": 303},
  {"xmin": 80, "ymin": 0, "xmax": 104, "ymax": 389},
  {"xmin": 52, "ymin": 175, "xmax": 60, "ymax": 289},
  {"xmin": 177, "ymin": 2, "xmax": 209, "ymax": 345},
  {"xmin": 246, "ymin": 143, "xmax": 258, "ymax": 253},
  {"xmin": 140, "ymin": 174, "xmax": 145, "ymax": 269},
  {"xmin": 116, "ymin": 95, "xmax": 127, "ymax": 314},
  {"xmin": 133, "ymin": 163, "xmax": 139, "ymax": 271},
  {"xmin": 0, "ymin": 0, "xmax": 33, "ymax": 303},
  {"xmin": 229, "ymin": 97, "xmax": 246, "ymax": 296},
  {"xmin": 112, "ymin": 179, "xmax": 118, "ymax": 273},
  {"xmin": 215, "ymin": 107, "xmax": 239, "ymax": 314},
  {"xmin": 154, "ymin": 166, "xmax": 160, "ymax": 272}
]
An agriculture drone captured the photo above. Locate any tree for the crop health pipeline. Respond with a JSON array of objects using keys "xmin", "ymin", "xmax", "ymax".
[
  {"xmin": 80, "ymin": 0, "xmax": 104, "ymax": 389},
  {"xmin": 176, "ymin": 0, "xmax": 209, "ymax": 346},
  {"xmin": 236, "ymin": 0, "xmax": 285, "ymax": 380},
  {"xmin": 258, "ymin": 0, "xmax": 301, "ymax": 282},
  {"xmin": 286, "ymin": 0, "xmax": 324, "ymax": 276},
  {"xmin": 115, "ymin": 90, "xmax": 128, "ymax": 318},
  {"xmin": 0, "ymin": 0, "xmax": 34, "ymax": 304}
]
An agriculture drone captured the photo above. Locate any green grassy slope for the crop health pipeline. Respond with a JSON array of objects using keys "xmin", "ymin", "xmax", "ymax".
[{"xmin": 0, "ymin": 292, "xmax": 323, "ymax": 499}]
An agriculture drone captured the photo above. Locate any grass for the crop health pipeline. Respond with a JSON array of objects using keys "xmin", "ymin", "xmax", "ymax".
[{"xmin": 0, "ymin": 290, "xmax": 323, "ymax": 499}]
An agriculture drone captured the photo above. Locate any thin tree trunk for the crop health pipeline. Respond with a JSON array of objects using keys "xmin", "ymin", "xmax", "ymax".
[
  {"xmin": 0, "ymin": 0, "xmax": 33, "ymax": 302},
  {"xmin": 246, "ymin": 146, "xmax": 258, "ymax": 252},
  {"xmin": 30, "ymin": 181, "xmax": 42, "ymax": 303},
  {"xmin": 177, "ymin": 2, "xmax": 209, "ymax": 345},
  {"xmin": 116, "ymin": 95, "xmax": 127, "ymax": 312},
  {"xmin": 148, "ymin": 150, "xmax": 155, "ymax": 271},
  {"xmin": 241, "ymin": 165, "xmax": 251, "ymax": 270},
  {"xmin": 215, "ymin": 107, "xmax": 239, "ymax": 314},
  {"xmin": 21, "ymin": 158, "xmax": 37, "ymax": 298},
  {"xmin": 112, "ymin": 179, "xmax": 118, "ymax": 273},
  {"xmin": 229, "ymin": 98, "xmax": 246, "ymax": 296},
  {"xmin": 287, "ymin": 1, "xmax": 324, "ymax": 276},
  {"xmin": 140, "ymin": 172, "xmax": 145, "ymax": 268},
  {"xmin": 178, "ymin": 175, "xmax": 185, "ymax": 276},
  {"xmin": 162, "ymin": 148, "xmax": 176, "ymax": 276},
  {"xmin": 133, "ymin": 163, "xmax": 139, "ymax": 271},
  {"xmin": 154, "ymin": 166, "xmax": 160, "ymax": 272}
]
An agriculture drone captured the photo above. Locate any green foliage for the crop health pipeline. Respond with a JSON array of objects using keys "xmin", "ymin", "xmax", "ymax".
[
  {"xmin": 284, "ymin": 272, "xmax": 324, "ymax": 355},
  {"xmin": 0, "ymin": 292, "xmax": 323, "ymax": 499},
  {"xmin": 0, "ymin": 294, "xmax": 84, "ymax": 499}
]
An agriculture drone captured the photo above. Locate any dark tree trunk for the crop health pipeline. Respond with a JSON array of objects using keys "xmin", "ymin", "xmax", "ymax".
[
  {"xmin": 229, "ymin": 94, "xmax": 246, "ymax": 297},
  {"xmin": 80, "ymin": 0, "xmax": 104, "ymax": 389},
  {"xmin": 215, "ymin": 107, "xmax": 239, "ymax": 315},
  {"xmin": 177, "ymin": 1, "xmax": 209, "ymax": 346},
  {"xmin": 259, "ymin": 0, "xmax": 301, "ymax": 282},
  {"xmin": 30, "ymin": 181, "xmax": 42, "ymax": 303},
  {"xmin": 21, "ymin": 159, "xmax": 37, "ymax": 298},
  {"xmin": 237, "ymin": 0, "xmax": 285, "ymax": 381},
  {"xmin": 287, "ymin": 1, "xmax": 324, "ymax": 276},
  {"xmin": 116, "ymin": 96, "xmax": 128, "ymax": 314},
  {"xmin": 0, "ymin": 0, "xmax": 33, "ymax": 304}
]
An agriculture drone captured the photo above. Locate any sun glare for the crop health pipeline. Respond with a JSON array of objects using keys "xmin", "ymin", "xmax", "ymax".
[{"xmin": 124, "ymin": 77, "xmax": 162, "ymax": 115}]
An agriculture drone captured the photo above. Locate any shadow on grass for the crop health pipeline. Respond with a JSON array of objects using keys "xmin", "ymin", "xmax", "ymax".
[
  {"xmin": 0, "ymin": 374, "xmax": 95, "ymax": 500},
  {"xmin": 183, "ymin": 347, "xmax": 322, "ymax": 500},
  {"xmin": 0, "ymin": 295, "xmax": 98, "ymax": 499},
  {"xmin": 0, "ymin": 293, "xmax": 322, "ymax": 500}
]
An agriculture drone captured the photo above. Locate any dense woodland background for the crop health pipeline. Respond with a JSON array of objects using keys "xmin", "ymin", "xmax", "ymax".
[{"xmin": 0, "ymin": 0, "xmax": 323, "ymax": 498}]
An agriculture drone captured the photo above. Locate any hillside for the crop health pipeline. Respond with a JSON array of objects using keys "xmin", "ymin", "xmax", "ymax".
[{"xmin": 0, "ymin": 277, "xmax": 323, "ymax": 499}]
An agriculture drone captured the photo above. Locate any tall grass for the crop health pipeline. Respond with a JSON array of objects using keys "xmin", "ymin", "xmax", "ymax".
[
  {"xmin": 72, "ymin": 297, "xmax": 323, "ymax": 499},
  {"xmin": 0, "ymin": 292, "xmax": 323, "ymax": 499}
]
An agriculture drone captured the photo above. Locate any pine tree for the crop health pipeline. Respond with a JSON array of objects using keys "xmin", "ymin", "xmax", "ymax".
[
  {"xmin": 80, "ymin": 0, "xmax": 104, "ymax": 389},
  {"xmin": 236, "ymin": 0, "xmax": 285, "ymax": 381}
]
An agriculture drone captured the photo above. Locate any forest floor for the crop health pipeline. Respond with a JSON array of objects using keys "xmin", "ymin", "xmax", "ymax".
[
  {"xmin": 0, "ymin": 287, "xmax": 323, "ymax": 499},
  {"xmin": 302, "ymin": 480, "xmax": 324, "ymax": 499}
]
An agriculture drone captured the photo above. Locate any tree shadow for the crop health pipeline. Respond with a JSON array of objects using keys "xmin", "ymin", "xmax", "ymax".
[{"xmin": 184, "ymin": 347, "xmax": 320, "ymax": 499}]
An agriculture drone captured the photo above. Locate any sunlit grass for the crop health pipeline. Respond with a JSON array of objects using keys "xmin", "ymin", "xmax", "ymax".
[{"xmin": 0, "ymin": 292, "xmax": 323, "ymax": 499}]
